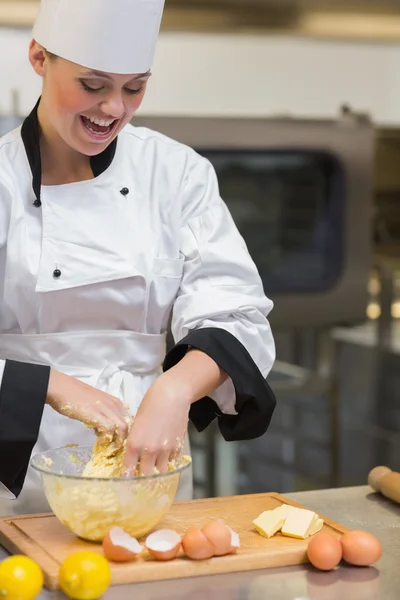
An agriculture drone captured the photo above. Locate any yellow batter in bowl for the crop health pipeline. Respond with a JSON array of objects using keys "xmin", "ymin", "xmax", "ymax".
[{"xmin": 31, "ymin": 445, "xmax": 191, "ymax": 542}]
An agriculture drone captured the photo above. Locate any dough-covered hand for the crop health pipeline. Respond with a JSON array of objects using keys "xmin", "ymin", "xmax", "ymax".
[
  {"xmin": 121, "ymin": 374, "xmax": 191, "ymax": 476},
  {"xmin": 46, "ymin": 369, "xmax": 130, "ymax": 448}
]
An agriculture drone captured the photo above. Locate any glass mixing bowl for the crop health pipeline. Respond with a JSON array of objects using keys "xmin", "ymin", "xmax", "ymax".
[{"xmin": 31, "ymin": 446, "xmax": 191, "ymax": 542}]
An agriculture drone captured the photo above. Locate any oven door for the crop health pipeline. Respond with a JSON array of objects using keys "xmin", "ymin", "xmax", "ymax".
[{"xmin": 197, "ymin": 148, "xmax": 345, "ymax": 295}]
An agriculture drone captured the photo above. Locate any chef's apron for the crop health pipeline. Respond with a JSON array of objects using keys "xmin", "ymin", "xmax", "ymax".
[{"xmin": 0, "ymin": 329, "xmax": 193, "ymax": 516}]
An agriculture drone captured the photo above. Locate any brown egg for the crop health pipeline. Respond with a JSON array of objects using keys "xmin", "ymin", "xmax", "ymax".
[
  {"xmin": 307, "ymin": 533, "xmax": 343, "ymax": 571},
  {"xmin": 145, "ymin": 529, "xmax": 182, "ymax": 561},
  {"xmin": 182, "ymin": 526, "xmax": 214, "ymax": 560},
  {"xmin": 340, "ymin": 530, "xmax": 382, "ymax": 566},
  {"xmin": 201, "ymin": 521, "xmax": 232, "ymax": 556},
  {"xmin": 102, "ymin": 526, "xmax": 144, "ymax": 562}
]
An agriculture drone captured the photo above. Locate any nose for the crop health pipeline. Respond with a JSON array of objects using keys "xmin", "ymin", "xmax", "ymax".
[{"xmin": 100, "ymin": 93, "xmax": 125, "ymax": 119}]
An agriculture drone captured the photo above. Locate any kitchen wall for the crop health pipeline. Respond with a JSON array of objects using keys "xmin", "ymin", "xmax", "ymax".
[{"xmin": 1, "ymin": 26, "xmax": 400, "ymax": 124}]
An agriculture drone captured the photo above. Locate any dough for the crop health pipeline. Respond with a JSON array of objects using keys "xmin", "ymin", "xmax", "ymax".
[
  {"xmin": 82, "ymin": 433, "xmax": 127, "ymax": 478},
  {"xmin": 81, "ymin": 419, "xmax": 191, "ymax": 479}
]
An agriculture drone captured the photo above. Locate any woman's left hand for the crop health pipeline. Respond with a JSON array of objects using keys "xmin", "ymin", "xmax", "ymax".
[{"xmin": 121, "ymin": 373, "xmax": 191, "ymax": 476}]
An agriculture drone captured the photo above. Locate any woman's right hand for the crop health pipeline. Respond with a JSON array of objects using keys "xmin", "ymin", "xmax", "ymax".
[{"xmin": 46, "ymin": 369, "xmax": 130, "ymax": 447}]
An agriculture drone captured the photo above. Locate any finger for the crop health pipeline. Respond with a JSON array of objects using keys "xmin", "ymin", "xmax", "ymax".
[
  {"xmin": 101, "ymin": 407, "xmax": 130, "ymax": 446},
  {"xmin": 78, "ymin": 407, "xmax": 114, "ymax": 434},
  {"xmin": 169, "ymin": 448, "xmax": 180, "ymax": 463},
  {"xmin": 170, "ymin": 435, "xmax": 184, "ymax": 461},
  {"xmin": 95, "ymin": 429, "xmax": 111, "ymax": 447},
  {"xmin": 120, "ymin": 457, "xmax": 139, "ymax": 478},
  {"xmin": 113, "ymin": 422, "xmax": 129, "ymax": 450},
  {"xmin": 139, "ymin": 448, "xmax": 157, "ymax": 476},
  {"xmin": 121, "ymin": 437, "xmax": 140, "ymax": 477},
  {"xmin": 109, "ymin": 395, "xmax": 130, "ymax": 418},
  {"xmin": 98, "ymin": 405, "xmax": 129, "ymax": 442},
  {"xmin": 104, "ymin": 396, "xmax": 128, "ymax": 423},
  {"xmin": 155, "ymin": 449, "xmax": 170, "ymax": 474},
  {"xmin": 93, "ymin": 420, "xmax": 116, "ymax": 445}
]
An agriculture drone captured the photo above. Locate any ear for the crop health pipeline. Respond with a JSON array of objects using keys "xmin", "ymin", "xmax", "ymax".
[{"xmin": 29, "ymin": 40, "xmax": 47, "ymax": 77}]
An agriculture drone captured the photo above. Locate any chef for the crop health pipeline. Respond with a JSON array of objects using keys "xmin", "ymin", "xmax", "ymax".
[{"xmin": 0, "ymin": 0, "xmax": 276, "ymax": 515}]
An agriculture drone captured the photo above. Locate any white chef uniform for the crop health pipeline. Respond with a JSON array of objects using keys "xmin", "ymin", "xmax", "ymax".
[{"xmin": 0, "ymin": 0, "xmax": 277, "ymax": 515}]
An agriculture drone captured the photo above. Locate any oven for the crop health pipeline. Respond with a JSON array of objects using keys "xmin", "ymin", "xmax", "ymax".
[{"xmin": 133, "ymin": 113, "xmax": 375, "ymax": 330}]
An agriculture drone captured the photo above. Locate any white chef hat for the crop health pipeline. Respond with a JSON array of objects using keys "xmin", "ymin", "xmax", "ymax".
[{"xmin": 33, "ymin": 0, "xmax": 165, "ymax": 74}]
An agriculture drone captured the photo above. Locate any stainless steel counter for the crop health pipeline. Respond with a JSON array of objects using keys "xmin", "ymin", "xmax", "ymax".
[{"xmin": 1, "ymin": 485, "xmax": 398, "ymax": 599}]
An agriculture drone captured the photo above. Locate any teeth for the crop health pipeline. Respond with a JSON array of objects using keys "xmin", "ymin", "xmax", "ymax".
[{"xmin": 85, "ymin": 116, "xmax": 115, "ymax": 127}]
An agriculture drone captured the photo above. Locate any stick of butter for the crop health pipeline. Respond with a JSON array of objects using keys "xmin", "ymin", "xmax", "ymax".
[
  {"xmin": 253, "ymin": 505, "xmax": 289, "ymax": 538},
  {"xmin": 308, "ymin": 517, "xmax": 324, "ymax": 536},
  {"xmin": 281, "ymin": 507, "xmax": 320, "ymax": 539},
  {"xmin": 276, "ymin": 504, "xmax": 293, "ymax": 518}
]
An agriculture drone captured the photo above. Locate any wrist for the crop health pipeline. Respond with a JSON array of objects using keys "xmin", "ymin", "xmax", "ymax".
[
  {"xmin": 47, "ymin": 369, "xmax": 66, "ymax": 407},
  {"xmin": 46, "ymin": 369, "xmax": 58, "ymax": 406},
  {"xmin": 155, "ymin": 370, "xmax": 195, "ymax": 407},
  {"xmin": 157, "ymin": 348, "xmax": 226, "ymax": 407}
]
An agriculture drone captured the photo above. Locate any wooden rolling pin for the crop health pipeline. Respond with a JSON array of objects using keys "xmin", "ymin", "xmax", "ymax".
[{"xmin": 368, "ymin": 466, "xmax": 400, "ymax": 505}]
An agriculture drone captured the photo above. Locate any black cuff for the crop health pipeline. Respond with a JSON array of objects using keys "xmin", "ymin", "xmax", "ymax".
[
  {"xmin": 0, "ymin": 360, "xmax": 50, "ymax": 497},
  {"xmin": 163, "ymin": 328, "xmax": 276, "ymax": 441}
]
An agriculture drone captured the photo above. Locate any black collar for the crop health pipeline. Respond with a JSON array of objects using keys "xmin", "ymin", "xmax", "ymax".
[{"xmin": 21, "ymin": 97, "xmax": 118, "ymax": 204}]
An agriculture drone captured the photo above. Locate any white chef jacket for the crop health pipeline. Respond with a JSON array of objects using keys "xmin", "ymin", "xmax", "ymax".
[{"xmin": 0, "ymin": 101, "xmax": 276, "ymax": 513}]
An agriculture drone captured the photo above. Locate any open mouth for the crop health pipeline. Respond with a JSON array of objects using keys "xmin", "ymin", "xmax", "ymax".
[{"xmin": 80, "ymin": 115, "xmax": 119, "ymax": 139}]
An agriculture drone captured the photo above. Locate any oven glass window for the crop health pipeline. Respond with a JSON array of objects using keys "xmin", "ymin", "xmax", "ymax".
[{"xmin": 197, "ymin": 150, "xmax": 345, "ymax": 294}]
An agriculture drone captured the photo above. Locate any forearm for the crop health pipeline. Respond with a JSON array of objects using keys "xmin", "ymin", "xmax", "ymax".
[{"xmin": 157, "ymin": 348, "xmax": 228, "ymax": 405}]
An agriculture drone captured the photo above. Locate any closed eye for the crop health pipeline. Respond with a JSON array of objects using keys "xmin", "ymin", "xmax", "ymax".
[{"xmin": 79, "ymin": 79, "xmax": 145, "ymax": 95}]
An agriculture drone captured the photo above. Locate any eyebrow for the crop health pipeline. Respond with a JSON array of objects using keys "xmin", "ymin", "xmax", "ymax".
[{"xmin": 82, "ymin": 70, "xmax": 151, "ymax": 81}]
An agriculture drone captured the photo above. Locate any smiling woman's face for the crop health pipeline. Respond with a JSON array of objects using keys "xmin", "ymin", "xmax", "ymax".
[{"xmin": 29, "ymin": 40, "xmax": 150, "ymax": 156}]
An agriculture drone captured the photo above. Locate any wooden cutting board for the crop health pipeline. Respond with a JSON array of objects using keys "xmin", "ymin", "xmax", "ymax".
[{"xmin": 0, "ymin": 492, "xmax": 348, "ymax": 590}]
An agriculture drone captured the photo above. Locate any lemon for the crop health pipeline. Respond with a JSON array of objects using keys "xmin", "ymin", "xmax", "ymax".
[
  {"xmin": 0, "ymin": 555, "xmax": 44, "ymax": 600},
  {"xmin": 59, "ymin": 552, "xmax": 111, "ymax": 600}
]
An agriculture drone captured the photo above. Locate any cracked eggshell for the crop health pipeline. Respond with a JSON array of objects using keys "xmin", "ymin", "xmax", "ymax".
[
  {"xmin": 145, "ymin": 529, "xmax": 182, "ymax": 561},
  {"xmin": 228, "ymin": 526, "xmax": 240, "ymax": 553},
  {"xmin": 102, "ymin": 527, "xmax": 144, "ymax": 562}
]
